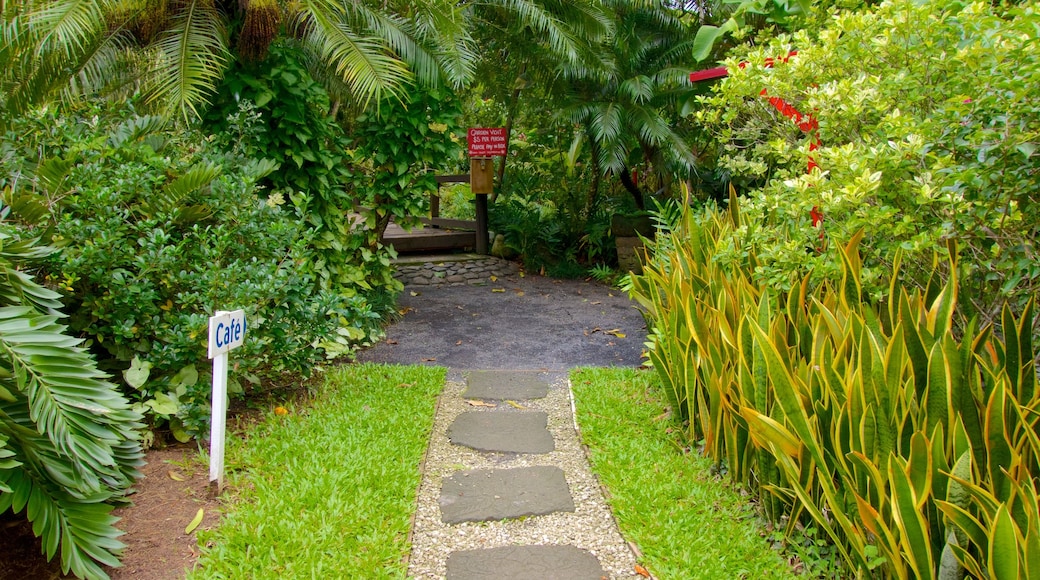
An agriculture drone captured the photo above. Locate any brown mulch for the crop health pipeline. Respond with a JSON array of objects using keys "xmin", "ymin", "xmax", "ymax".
[{"xmin": 1, "ymin": 445, "xmax": 221, "ymax": 580}]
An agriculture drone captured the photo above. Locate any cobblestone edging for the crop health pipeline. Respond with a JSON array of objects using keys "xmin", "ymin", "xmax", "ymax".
[{"xmin": 393, "ymin": 254, "xmax": 521, "ymax": 287}]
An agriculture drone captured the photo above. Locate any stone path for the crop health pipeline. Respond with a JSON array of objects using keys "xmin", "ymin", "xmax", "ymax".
[{"xmin": 408, "ymin": 370, "xmax": 642, "ymax": 579}]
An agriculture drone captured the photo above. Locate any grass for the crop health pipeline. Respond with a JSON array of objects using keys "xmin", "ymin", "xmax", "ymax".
[
  {"xmin": 189, "ymin": 363, "xmax": 445, "ymax": 579},
  {"xmin": 571, "ymin": 367, "xmax": 796, "ymax": 580}
]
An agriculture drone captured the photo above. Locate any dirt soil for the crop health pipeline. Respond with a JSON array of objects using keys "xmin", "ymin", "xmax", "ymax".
[
  {"xmin": 1, "ymin": 446, "xmax": 221, "ymax": 580},
  {"xmin": 1, "ymin": 271, "xmax": 646, "ymax": 579}
]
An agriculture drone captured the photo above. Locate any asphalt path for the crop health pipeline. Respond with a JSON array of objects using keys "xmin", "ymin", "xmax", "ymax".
[{"xmin": 354, "ymin": 271, "xmax": 647, "ymax": 370}]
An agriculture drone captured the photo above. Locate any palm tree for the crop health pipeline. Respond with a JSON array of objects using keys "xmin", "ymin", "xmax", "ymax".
[
  {"xmin": 465, "ymin": 0, "xmax": 615, "ymax": 199},
  {"xmin": 1, "ymin": 0, "xmax": 475, "ymax": 123},
  {"xmin": 559, "ymin": 0, "xmax": 700, "ymax": 211}
]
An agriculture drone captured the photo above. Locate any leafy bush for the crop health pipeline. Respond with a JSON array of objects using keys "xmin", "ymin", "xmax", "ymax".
[
  {"xmin": 1, "ymin": 101, "xmax": 349, "ymax": 440},
  {"xmin": 350, "ymin": 85, "xmax": 464, "ymax": 239},
  {"xmin": 0, "ymin": 221, "xmax": 144, "ymax": 580},
  {"xmin": 697, "ymin": 0, "xmax": 1040, "ymax": 328},
  {"xmin": 629, "ymin": 197, "xmax": 1040, "ymax": 578},
  {"xmin": 205, "ymin": 42, "xmax": 401, "ymax": 319}
]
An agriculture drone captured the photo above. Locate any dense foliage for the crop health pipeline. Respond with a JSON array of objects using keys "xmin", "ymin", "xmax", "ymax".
[
  {"xmin": 351, "ymin": 85, "xmax": 463, "ymax": 241},
  {"xmin": 631, "ymin": 199, "xmax": 1039, "ymax": 578},
  {"xmin": 0, "ymin": 101, "xmax": 358, "ymax": 442},
  {"xmin": 697, "ymin": 0, "xmax": 1039, "ymax": 328},
  {"xmin": 205, "ymin": 42, "xmax": 401, "ymax": 319},
  {"xmin": 0, "ymin": 222, "xmax": 144, "ymax": 579}
]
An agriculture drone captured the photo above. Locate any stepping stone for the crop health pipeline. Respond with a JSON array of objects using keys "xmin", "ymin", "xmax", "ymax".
[
  {"xmin": 464, "ymin": 370, "xmax": 550, "ymax": 400},
  {"xmin": 446, "ymin": 545, "xmax": 605, "ymax": 579},
  {"xmin": 440, "ymin": 466, "xmax": 575, "ymax": 523},
  {"xmin": 448, "ymin": 411, "xmax": 554, "ymax": 454}
]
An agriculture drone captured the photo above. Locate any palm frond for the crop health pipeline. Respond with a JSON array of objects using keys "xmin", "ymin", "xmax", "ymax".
[
  {"xmin": 144, "ymin": 0, "xmax": 230, "ymax": 122},
  {"xmin": 409, "ymin": 0, "xmax": 477, "ymax": 88},
  {"xmin": 29, "ymin": 0, "xmax": 106, "ymax": 59},
  {"xmin": 295, "ymin": 0, "xmax": 412, "ymax": 107}
]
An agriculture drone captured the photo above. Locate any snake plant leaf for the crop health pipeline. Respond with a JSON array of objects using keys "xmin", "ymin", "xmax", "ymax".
[
  {"xmin": 838, "ymin": 229, "xmax": 864, "ymax": 309},
  {"xmin": 947, "ymin": 543, "xmax": 986, "ymax": 579},
  {"xmin": 990, "ymin": 505, "xmax": 1020, "ymax": 580},
  {"xmin": 1014, "ymin": 299, "xmax": 1034, "ymax": 401},
  {"xmin": 888, "ymin": 455, "xmax": 936, "ymax": 580},
  {"xmin": 925, "ymin": 340, "xmax": 950, "ymax": 438},
  {"xmin": 906, "ymin": 432, "xmax": 932, "ymax": 510},
  {"xmin": 937, "ymin": 530, "xmax": 963, "ymax": 580},
  {"xmin": 984, "ymin": 382, "xmax": 1012, "ymax": 503},
  {"xmin": 1001, "ymin": 304, "xmax": 1020, "ymax": 396},
  {"xmin": 749, "ymin": 323, "xmax": 826, "ymax": 469},
  {"xmin": 740, "ymin": 407, "xmax": 800, "ymax": 457}
]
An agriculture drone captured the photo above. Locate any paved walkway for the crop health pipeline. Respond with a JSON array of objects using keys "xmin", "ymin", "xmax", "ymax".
[{"xmin": 356, "ymin": 265, "xmax": 646, "ymax": 579}]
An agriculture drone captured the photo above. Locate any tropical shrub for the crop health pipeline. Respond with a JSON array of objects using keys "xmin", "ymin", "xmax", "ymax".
[
  {"xmin": 697, "ymin": 0, "xmax": 1040, "ymax": 330},
  {"xmin": 205, "ymin": 42, "xmax": 400, "ymax": 319},
  {"xmin": 629, "ymin": 197, "xmax": 1040, "ymax": 578},
  {"xmin": 350, "ymin": 85, "xmax": 464, "ymax": 241},
  {"xmin": 1, "ymin": 101, "xmax": 352, "ymax": 440},
  {"xmin": 0, "ymin": 219, "xmax": 144, "ymax": 580}
]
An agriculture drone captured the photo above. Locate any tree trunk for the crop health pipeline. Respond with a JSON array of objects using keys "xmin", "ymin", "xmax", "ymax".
[
  {"xmin": 492, "ymin": 64, "xmax": 527, "ymax": 204},
  {"xmin": 619, "ymin": 166, "xmax": 644, "ymax": 211}
]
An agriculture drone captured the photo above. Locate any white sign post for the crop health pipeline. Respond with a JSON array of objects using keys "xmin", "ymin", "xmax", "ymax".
[{"xmin": 208, "ymin": 309, "xmax": 246, "ymax": 490}]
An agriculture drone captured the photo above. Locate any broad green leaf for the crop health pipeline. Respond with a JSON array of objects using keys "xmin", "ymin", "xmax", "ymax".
[
  {"xmin": 169, "ymin": 365, "xmax": 199, "ymax": 388},
  {"xmin": 123, "ymin": 356, "xmax": 152, "ymax": 390},
  {"xmin": 691, "ymin": 19, "xmax": 737, "ymax": 62}
]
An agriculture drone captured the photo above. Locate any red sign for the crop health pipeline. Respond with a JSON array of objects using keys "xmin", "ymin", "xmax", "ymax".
[{"xmin": 467, "ymin": 127, "xmax": 507, "ymax": 157}]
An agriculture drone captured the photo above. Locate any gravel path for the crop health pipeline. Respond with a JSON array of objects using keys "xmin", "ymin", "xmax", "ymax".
[
  {"xmin": 407, "ymin": 374, "xmax": 642, "ymax": 579},
  {"xmin": 354, "ymin": 261, "xmax": 648, "ymax": 579}
]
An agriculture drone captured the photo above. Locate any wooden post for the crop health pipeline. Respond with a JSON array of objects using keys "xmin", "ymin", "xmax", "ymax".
[
  {"xmin": 475, "ymin": 194, "xmax": 489, "ymax": 255},
  {"xmin": 470, "ymin": 159, "xmax": 494, "ymax": 255}
]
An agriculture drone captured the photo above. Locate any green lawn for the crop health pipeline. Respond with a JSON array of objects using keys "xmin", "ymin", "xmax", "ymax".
[
  {"xmin": 572, "ymin": 367, "xmax": 796, "ymax": 580},
  {"xmin": 190, "ymin": 363, "xmax": 444, "ymax": 579}
]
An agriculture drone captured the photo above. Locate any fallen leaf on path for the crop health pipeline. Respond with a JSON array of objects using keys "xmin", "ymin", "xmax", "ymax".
[
  {"xmin": 505, "ymin": 400, "xmax": 527, "ymax": 409},
  {"xmin": 455, "ymin": 340, "xmax": 463, "ymax": 346},
  {"xmin": 519, "ymin": 271, "xmax": 525, "ymax": 278},
  {"xmin": 513, "ymin": 289, "xmax": 524, "ymax": 296},
  {"xmin": 465, "ymin": 399, "xmax": 497, "ymax": 408},
  {"xmin": 168, "ymin": 471, "xmax": 185, "ymax": 481},
  {"xmin": 490, "ymin": 275, "xmax": 498, "ymax": 282},
  {"xmin": 410, "ymin": 291, "xmax": 421, "ymax": 297},
  {"xmin": 635, "ymin": 564, "xmax": 651, "ymax": 577},
  {"xmin": 421, "ymin": 357, "xmax": 437, "ymax": 362},
  {"xmin": 385, "ymin": 339, "xmax": 399, "ymax": 345},
  {"xmin": 591, "ymin": 301, "xmax": 601, "ymax": 305},
  {"xmin": 491, "ymin": 288, "xmax": 505, "ymax": 293},
  {"xmin": 604, "ymin": 328, "xmax": 626, "ymax": 338},
  {"xmin": 398, "ymin": 307, "xmax": 414, "ymax": 315},
  {"xmin": 185, "ymin": 509, "xmax": 204, "ymax": 535}
]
